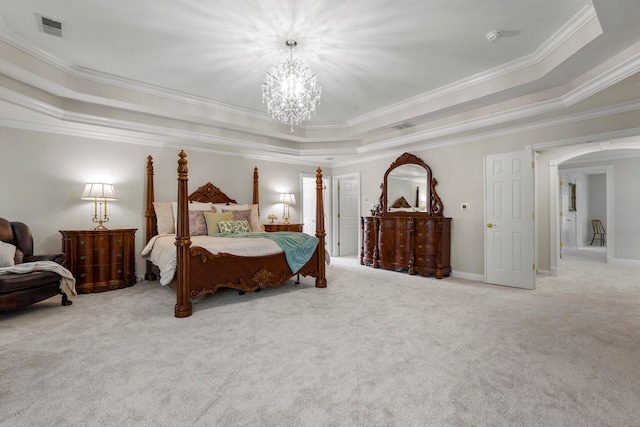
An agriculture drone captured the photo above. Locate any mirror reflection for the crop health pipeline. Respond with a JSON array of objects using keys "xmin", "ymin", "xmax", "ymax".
[{"xmin": 387, "ymin": 164, "xmax": 428, "ymax": 212}]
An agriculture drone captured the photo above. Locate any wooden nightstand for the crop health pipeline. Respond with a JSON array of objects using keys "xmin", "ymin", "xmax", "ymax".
[
  {"xmin": 263, "ymin": 223, "xmax": 303, "ymax": 232},
  {"xmin": 60, "ymin": 228, "xmax": 137, "ymax": 294}
]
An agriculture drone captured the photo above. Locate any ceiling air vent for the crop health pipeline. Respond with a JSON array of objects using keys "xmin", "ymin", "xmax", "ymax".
[
  {"xmin": 389, "ymin": 121, "xmax": 416, "ymax": 130},
  {"xmin": 40, "ymin": 16, "xmax": 63, "ymax": 37}
]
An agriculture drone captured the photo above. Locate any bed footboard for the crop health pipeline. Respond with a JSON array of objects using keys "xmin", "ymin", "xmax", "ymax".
[{"xmin": 187, "ymin": 248, "xmax": 320, "ymax": 298}]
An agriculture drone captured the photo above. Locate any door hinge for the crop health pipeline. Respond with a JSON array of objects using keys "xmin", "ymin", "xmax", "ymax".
[
  {"xmin": 532, "ymin": 161, "xmax": 535, "ymax": 168},
  {"xmin": 337, "ymin": 242, "xmax": 340, "ymax": 246},
  {"xmin": 560, "ymin": 242, "xmax": 563, "ymax": 247},
  {"xmin": 337, "ymin": 213, "xmax": 340, "ymax": 218},
  {"xmin": 532, "ymin": 212, "xmax": 535, "ymax": 219},
  {"xmin": 337, "ymin": 184, "xmax": 340, "ymax": 190},
  {"xmin": 532, "ymin": 263, "xmax": 535, "ymax": 271},
  {"xmin": 559, "ymin": 181, "xmax": 563, "ymax": 186},
  {"xmin": 560, "ymin": 212, "xmax": 563, "ymax": 217}
]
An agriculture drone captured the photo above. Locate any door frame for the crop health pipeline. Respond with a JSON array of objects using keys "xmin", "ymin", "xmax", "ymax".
[{"xmin": 332, "ymin": 173, "xmax": 360, "ymax": 257}]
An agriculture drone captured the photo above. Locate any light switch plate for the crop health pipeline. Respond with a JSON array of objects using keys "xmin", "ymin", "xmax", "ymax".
[{"xmin": 461, "ymin": 203, "xmax": 470, "ymax": 211}]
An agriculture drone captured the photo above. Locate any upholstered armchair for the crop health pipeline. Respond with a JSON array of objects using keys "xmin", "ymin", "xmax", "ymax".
[{"xmin": 0, "ymin": 218, "xmax": 72, "ymax": 311}]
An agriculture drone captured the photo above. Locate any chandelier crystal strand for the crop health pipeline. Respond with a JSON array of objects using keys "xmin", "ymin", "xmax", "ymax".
[{"xmin": 262, "ymin": 40, "xmax": 321, "ymax": 132}]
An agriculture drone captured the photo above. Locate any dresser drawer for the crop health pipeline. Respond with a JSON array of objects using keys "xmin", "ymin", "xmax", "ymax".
[
  {"xmin": 76, "ymin": 249, "xmax": 94, "ymax": 265},
  {"xmin": 110, "ymin": 262, "xmax": 125, "ymax": 280},
  {"xmin": 415, "ymin": 255, "xmax": 436, "ymax": 267},
  {"xmin": 93, "ymin": 234, "xmax": 110, "ymax": 249},
  {"xmin": 110, "ymin": 234, "xmax": 125, "ymax": 248},
  {"xmin": 415, "ymin": 242, "xmax": 435, "ymax": 255},
  {"xmin": 94, "ymin": 248, "xmax": 111, "ymax": 266},
  {"xmin": 75, "ymin": 265, "xmax": 94, "ymax": 284}
]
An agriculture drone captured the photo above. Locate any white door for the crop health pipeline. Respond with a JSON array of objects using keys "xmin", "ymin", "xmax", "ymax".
[
  {"xmin": 484, "ymin": 150, "xmax": 535, "ymax": 289},
  {"xmin": 337, "ymin": 178, "xmax": 359, "ymax": 256}
]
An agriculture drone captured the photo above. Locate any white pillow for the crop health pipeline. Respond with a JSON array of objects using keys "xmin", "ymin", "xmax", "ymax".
[
  {"xmin": 212, "ymin": 203, "xmax": 248, "ymax": 212},
  {"xmin": 153, "ymin": 202, "xmax": 175, "ymax": 234},
  {"xmin": 0, "ymin": 241, "xmax": 17, "ymax": 268}
]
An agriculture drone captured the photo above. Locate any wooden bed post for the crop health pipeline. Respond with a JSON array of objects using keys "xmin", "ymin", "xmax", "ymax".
[
  {"xmin": 175, "ymin": 151, "xmax": 193, "ymax": 318},
  {"xmin": 315, "ymin": 167, "xmax": 327, "ymax": 288},
  {"xmin": 253, "ymin": 167, "xmax": 259, "ymax": 215},
  {"xmin": 144, "ymin": 156, "xmax": 157, "ymax": 281}
]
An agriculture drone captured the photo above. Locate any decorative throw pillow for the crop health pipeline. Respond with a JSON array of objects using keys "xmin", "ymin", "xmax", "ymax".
[
  {"xmin": 217, "ymin": 220, "xmax": 251, "ymax": 234},
  {"xmin": 171, "ymin": 201, "xmax": 214, "ymax": 231},
  {"xmin": 222, "ymin": 209, "xmax": 251, "ymax": 224},
  {"xmin": 221, "ymin": 204, "xmax": 263, "ymax": 232},
  {"xmin": 188, "ymin": 211, "xmax": 208, "ymax": 236},
  {"xmin": 203, "ymin": 211, "xmax": 234, "ymax": 235},
  {"xmin": 153, "ymin": 202, "xmax": 175, "ymax": 234},
  {"xmin": 0, "ymin": 240, "xmax": 17, "ymax": 268}
]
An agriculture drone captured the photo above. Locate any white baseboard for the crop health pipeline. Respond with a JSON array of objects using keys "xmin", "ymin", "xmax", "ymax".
[
  {"xmin": 611, "ymin": 258, "xmax": 640, "ymax": 267},
  {"xmin": 450, "ymin": 271, "xmax": 484, "ymax": 282}
]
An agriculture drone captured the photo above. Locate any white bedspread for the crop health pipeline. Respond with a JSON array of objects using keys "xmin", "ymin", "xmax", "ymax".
[
  {"xmin": 141, "ymin": 234, "xmax": 283, "ymax": 286},
  {"xmin": 0, "ymin": 261, "xmax": 77, "ymax": 300}
]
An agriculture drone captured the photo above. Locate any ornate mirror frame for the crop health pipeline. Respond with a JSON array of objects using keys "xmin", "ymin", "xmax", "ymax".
[{"xmin": 379, "ymin": 152, "xmax": 444, "ymax": 217}]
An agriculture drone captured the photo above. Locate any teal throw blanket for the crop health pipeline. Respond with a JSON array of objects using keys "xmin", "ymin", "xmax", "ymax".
[{"xmin": 226, "ymin": 232, "xmax": 319, "ymax": 273}]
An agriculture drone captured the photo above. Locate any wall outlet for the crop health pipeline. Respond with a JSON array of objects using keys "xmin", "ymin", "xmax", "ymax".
[{"xmin": 461, "ymin": 203, "xmax": 470, "ymax": 211}]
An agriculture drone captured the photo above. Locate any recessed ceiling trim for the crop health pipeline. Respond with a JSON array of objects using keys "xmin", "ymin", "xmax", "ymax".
[{"xmin": 347, "ymin": 4, "xmax": 599, "ymax": 127}]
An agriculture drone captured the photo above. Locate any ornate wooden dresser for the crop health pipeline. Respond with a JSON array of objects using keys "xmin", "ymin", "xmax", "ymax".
[
  {"xmin": 60, "ymin": 228, "xmax": 137, "ymax": 293},
  {"xmin": 360, "ymin": 153, "xmax": 451, "ymax": 279}
]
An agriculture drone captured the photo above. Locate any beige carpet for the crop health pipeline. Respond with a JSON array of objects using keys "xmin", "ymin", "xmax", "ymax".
[{"xmin": 1, "ymin": 250, "xmax": 639, "ymax": 426}]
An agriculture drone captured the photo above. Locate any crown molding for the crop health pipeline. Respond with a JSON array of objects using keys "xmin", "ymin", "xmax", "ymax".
[{"xmin": 347, "ymin": 4, "xmax": 598, "ymax": 127}]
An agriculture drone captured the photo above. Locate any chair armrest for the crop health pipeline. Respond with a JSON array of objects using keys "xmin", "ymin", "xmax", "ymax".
[{"xmin": 23, "ymin": 253, "xmax": 68, "ymax": 268}]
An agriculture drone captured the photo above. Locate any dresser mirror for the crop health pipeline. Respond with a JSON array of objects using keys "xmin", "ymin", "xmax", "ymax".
[
  {"xmin": 382, "ymin": 152, "xmax": 442, "ymax": 216},
  {"xmin": 386, "ymin": 163, "xmax": 429, "ymax": 212}
]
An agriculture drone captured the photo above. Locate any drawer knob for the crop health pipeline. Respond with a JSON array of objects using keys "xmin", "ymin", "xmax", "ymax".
[
  {"xmin": 80, "ymin": 273, "xmax": 86, "ymax": 278},
  {"xmin": 116, "ymin": 253, "xmax": 122, "ymax": 258},
  {"xmin": 80, "ymin": 256, "xmax": 86, "ymax": 260}
]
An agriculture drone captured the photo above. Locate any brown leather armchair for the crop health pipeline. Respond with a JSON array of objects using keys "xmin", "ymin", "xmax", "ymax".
[{"xmin": 0, "ymin": 218, "xmax": 72, "ymax": 311}]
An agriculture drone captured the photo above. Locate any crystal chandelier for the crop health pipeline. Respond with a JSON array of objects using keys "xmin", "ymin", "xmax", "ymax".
[{"xmin": 262, "ymin": 40, "xmax": 321, "ymax": 132}]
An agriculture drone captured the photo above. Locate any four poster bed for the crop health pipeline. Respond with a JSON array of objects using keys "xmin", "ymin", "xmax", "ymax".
[{"xmin": 142, "ymin": 151, "xmax": 327, "ymax": 318}]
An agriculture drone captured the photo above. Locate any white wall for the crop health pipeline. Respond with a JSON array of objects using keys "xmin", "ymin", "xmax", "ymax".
[
  {"xmin": 587, "ymin": 174, "xmax": 607, "ymax": 237},
  {"xmin": 0, "ymin": 127, "xmax": 325, "ymax": 279},
  {"xmin": 3, "ymin": 124, "xmax": 640, "ymax": 281}
]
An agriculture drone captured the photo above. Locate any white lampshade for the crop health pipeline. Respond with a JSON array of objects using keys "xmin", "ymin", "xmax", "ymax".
[
  {"xmin": 81, "ymin": 183, "xmax": 117, "ymax": 201},
  {"xmin": 278, "ymin": 193, "xmax": 296, "ymax": 206}
]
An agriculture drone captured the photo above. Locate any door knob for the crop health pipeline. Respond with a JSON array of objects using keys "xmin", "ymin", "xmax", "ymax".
[{"xmin": 487, "ymin": 223, "xmax": 495, "ymax": 228}]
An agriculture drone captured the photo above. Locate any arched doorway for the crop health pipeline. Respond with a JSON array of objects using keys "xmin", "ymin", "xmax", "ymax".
[{"xmin": 547, "ymin": 139, "xmax": 640, "ymax": 276}]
